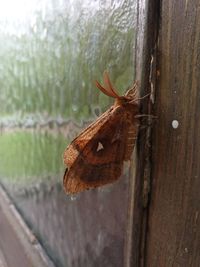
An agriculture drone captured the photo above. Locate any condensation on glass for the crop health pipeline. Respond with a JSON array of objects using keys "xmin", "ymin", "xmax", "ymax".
[{"xmin": 0, "ymin": 0, "xmax": 144, "ymax": 266}]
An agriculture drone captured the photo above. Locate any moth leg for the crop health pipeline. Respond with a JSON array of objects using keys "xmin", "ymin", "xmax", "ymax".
[
  {"xmin": 134, "ymin": 114, "xmax": 157, "ymax": 119},
  {"xmin": 130, "ymin": 93, "xmax": 151, "ymax": 103},
  {"xmin": 138, "ymin": 116, "xmax": 157, "ymax": 129},
  {"xmin": 125, "ymin": 81, "xmax": 139, "ymax": 99}
]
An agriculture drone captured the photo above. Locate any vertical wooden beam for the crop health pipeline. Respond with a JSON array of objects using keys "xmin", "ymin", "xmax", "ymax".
[
  {"xmin": 125, "ymin": 1, "xmax": 160, "ymax": 266},
  {"xmin": 146, "ymin": 1, "xmax": 200, "ymax": 266}
]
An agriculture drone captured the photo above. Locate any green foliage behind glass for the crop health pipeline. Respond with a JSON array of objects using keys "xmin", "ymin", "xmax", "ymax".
[
  {"xmin": 0, "ymin": 132, "xmax": 67, "ymax": 183},
  {"xmin": 0, "ymin": 0, "xmax": 136, "ymax": 120},
  {"xmin": 0, "ymin": 0, "xmax": 136, "ymax": 183}
]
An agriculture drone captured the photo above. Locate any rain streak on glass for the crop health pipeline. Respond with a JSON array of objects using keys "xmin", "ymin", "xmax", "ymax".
[{"xmin": 0, "ymin": 0, "xmax": 139, "ymax": 266}]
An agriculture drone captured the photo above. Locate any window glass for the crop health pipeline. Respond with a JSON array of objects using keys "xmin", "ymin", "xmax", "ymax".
[{"xmin": 0, "ymin": 0, "xmax": 140, "ymax": 266}]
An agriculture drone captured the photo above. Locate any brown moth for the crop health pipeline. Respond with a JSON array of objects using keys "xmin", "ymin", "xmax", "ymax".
[{"xmin": 63, "ymin": 72, "xmax": 140, "ymax": 194}]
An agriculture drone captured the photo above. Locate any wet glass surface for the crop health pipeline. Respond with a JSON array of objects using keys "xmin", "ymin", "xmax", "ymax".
[{"xmin": 0, "ymin": 0, "xmax": 140, "ymax": 266}]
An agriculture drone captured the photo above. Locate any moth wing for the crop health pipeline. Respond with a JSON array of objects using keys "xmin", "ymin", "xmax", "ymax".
[
  {"xmin": 123, "ymin": 114, "xmax": 139, "ymax": 161},
  {"xmin": 125, "ymin": 81, "xmax": 139, "ymax": 101},
  {"xmin": 63, "ymin": 105, "xmax": 131, "ymax": 194},
  {"xmin": 63, "ymin": 107, "xmax": 114, "ymax": 167}
]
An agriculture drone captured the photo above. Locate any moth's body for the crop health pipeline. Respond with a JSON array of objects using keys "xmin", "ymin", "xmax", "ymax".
[{"xmin": 63, "ymin": 73, "xmax": 140, "ymax": 194}]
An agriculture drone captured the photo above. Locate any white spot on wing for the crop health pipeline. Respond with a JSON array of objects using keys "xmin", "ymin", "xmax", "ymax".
[{"xmin": 97, "ymin": 142, "xmax": 104, "ymax": 151}]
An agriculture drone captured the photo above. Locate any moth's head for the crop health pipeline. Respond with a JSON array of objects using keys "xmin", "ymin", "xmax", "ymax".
[{"xmin": 95, "ymin": 71, "xmax": 139, "ymax": 105}]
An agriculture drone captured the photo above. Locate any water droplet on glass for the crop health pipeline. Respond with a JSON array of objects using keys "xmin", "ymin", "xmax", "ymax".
[{"xmin": 70, "ymin": 195, "xmax": 77, "ymax": 201}]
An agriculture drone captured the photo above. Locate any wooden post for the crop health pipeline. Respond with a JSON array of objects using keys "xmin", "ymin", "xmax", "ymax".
[{"xmin": 146, "ymin": 1, "xmax": 200, "ymax": 266}]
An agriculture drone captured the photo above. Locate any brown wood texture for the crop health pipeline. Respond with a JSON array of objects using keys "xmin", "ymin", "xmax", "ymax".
[
  {"xmin": 0, "ymin": 185, "xmax": 55, "ymax": 267},
  {"xmin": 146, "ymin": 1, "xmax": 200, "ymax": 267},
  {"xmin": 0, "ymin": 204, "xmax": 31, "ymax": 267},
  {"xmin": 125, "ymin": 1, "xmax": 160, "ymax": 266}
]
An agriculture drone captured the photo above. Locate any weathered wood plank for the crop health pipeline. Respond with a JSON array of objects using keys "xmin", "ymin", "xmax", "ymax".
[
  {"xmin": 146, "ymin": 1, "xmax": 200, "ymax": 266},
  {"xmin": 125, "ymin": 0, "xmax": 160, "ymax": 266},
  {"xmin": 0, "ymin": 185, "xmax": 55, "ymax": 267}
]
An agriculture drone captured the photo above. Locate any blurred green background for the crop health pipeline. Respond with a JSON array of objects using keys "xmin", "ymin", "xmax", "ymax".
[
  {"xmin": 0, "ymin": 1, "xmax": 138, "ymax": 266},
  {"xmin": 0, "ymin": 0, "xmax": 136, "ymax": 185}
]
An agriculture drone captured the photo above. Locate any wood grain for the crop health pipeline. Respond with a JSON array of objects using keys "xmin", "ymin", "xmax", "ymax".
[{"xmin": 146, "ymin": 1, "xmax": 200, "ymax": 266}]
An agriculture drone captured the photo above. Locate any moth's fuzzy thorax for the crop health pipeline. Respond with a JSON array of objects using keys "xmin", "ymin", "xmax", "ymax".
[{"xmin": 114, "ymin": 96, "xmax": 139, "ymax": 112}]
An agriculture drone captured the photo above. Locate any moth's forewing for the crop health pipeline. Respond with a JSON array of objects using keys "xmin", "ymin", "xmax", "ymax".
[
  {"xmin": 63, "ymin": 107, "xmax": 112, "ymax": 167},
  {"xmin": 63, "ymin": 106, "xmax": 125, "ymax": 194},
  {"xmin": 63, "ymin": 101, "xmax": 139, "ymax": 194}
]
